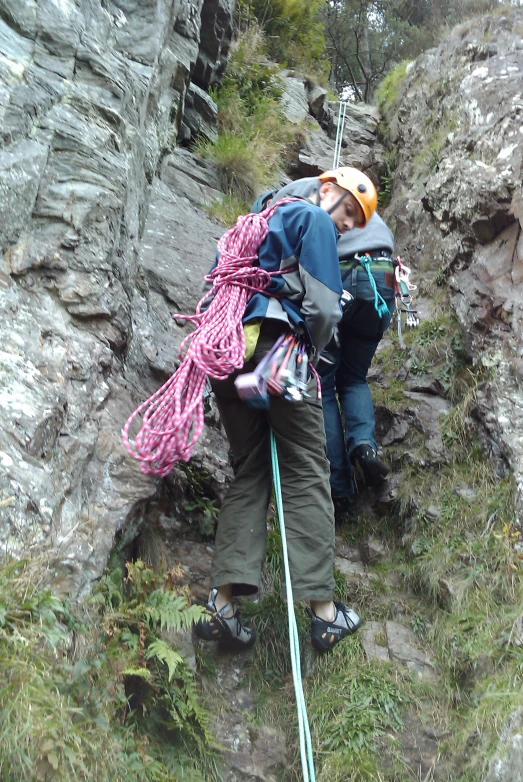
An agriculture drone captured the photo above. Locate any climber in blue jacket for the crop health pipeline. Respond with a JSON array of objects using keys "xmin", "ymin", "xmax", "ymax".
[{"xmin": 195, "ymin": 167, "xmax": 378, "ymax": 652}]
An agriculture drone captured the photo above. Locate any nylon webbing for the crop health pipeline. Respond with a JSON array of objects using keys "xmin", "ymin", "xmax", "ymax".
[{"xmin": 359, "ymin": 256, "xmax": 390, "ymax": 318}]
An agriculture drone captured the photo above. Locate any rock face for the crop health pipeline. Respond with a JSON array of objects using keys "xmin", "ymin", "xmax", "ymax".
[
  {"xmin": 279, "ymin": 71, "xmax": 384, "ymax": 180},
  {"xmin": 385, "ymin": 9, "xmax": 523, "ymax": 517},
  {"xmin": 0, "ymin": 0, "xmax": 234, "ymax": 596},
  {"xmin": 0, "ymin": 0, "xmax": 390, "ymax": 600}
]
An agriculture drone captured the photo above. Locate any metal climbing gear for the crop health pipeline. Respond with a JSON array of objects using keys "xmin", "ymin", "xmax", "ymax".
[
  {"xmin": 235, "ymin": 333, "xmax": 315, "ymax": 408},
  {"xmin": 333, "ymin": 101, "xmax": 347, "ymax": 169},
  {"xmin": 394, "ymin": 256, "xmax": 419, "ymax": 348}
]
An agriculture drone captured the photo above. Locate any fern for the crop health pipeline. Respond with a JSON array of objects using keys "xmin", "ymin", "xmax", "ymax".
[
  {"xmin": 120, "ymin": 629, "xmax": 139, "ymax": 651},
  {"xmin": 90, "ymin": 560, "xmax": 219, "ymax": 771},
  {"xmin": 146, "ymin": 640, "xmax": 183, "ymax": 682},
  {"xmin": 144, "ymin": 590, "xmax": 206, "ymax": 632},
  {"xmin": 0, "ymin": 557, "xmax": 220, "ymax": 781},
  {"xmin": 90, "ymin": 566, "xmax": 125, "ymax": 609}
]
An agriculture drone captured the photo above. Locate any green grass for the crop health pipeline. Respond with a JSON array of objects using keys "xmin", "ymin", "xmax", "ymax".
[
  {"xmin": 309, "ymin": 643, "xmax": 413, "ymax": 781},
  {"xmin": 205, "ymin": 192, "xmax": 249, "ymax": 227},
  {"xmin": 0, "ymin": 558, "xmax": 221, "ymax": 781},
  {"xmin": 375, "ymin": 61, "xmax": 412, "ymax": 128},
  {"xmin": 411, "ymin": 117, "xmax": 457, "ymax": 178}
]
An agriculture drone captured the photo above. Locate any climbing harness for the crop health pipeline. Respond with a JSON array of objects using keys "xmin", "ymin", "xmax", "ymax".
[
  {"xmin": 122, "ymin": 197, "xmax": 301, "ymax": 476},
  {"xmin": 235, "ymin": 333, "xmax": 319, "ymax": 407},
  {"xmin": 271, "ymin": 431, "xmax": 316, "ymax": 782},
  {"xmin": 394, "ymin": 256, "xmax": 419, "ymax": 349},
  {"xmin": 340, "ymin": 252, "xmax": 419, "ymax": 345},
  {"xmin": 341, "ymin": 252, "xmax": 395, "ymax": 318}
]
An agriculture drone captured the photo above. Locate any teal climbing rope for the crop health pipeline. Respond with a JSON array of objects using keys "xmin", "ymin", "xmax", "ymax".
[
  {"xmin": 359, "ymin": 255, "xmax": 391, "ymax": 318},
  {"xmin": 270, "ymin": 430, "xmax": 316, "ymax": 782}
]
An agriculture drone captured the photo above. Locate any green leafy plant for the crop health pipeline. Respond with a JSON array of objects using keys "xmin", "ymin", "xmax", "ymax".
[
  {"xmin": 92, "ymin": 561, "xmax": 214, "ymax": 755},
  {"xmin": 0, "ymin": 556, "xmax": 219, "ymax": 781},
  {"xmin": 375, "ymin": 60, "xmax": 411, "ymax": 125},
  {"xmin": 196, "ymin": 26, "xmax": 296, "ymax": 213},
  {"xmin": 180, "ymin": 463, "xmax": 220, "ymax": 538},
  {"xmin": 206, "ymin": 192, "xmax": 248, "ymax": 227},
  {"xmin": 236, "ymin": 0, "xmax": 327, "ymax": 75},
  {"xmin": 378, "ymin": 148, "xmax": 398, "ymax": 207}
]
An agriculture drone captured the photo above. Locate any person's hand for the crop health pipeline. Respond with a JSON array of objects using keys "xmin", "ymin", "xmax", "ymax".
[{"xmin": 317, "ymin": 330, "xmax": 340, "ymax": 369}]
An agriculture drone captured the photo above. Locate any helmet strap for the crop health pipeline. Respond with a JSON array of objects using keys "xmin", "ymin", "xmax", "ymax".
[{"xmin": 326, "ymin": 189, "xmax": 348, "ymax": 215}]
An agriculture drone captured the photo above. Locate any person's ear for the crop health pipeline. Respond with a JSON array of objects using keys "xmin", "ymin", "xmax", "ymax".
[{"xmin": 319, "ymin": 181, "xmax": 334, "ymax": 200}]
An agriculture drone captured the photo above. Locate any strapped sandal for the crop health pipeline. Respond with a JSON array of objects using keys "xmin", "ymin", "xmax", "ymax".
[
  {"xmin": 308, "ymin": 601, "xmax": 361, "ymax": 652},
  {"xmin": 194, "ymin": 588, "xmax": 256, "ymax": 649}
]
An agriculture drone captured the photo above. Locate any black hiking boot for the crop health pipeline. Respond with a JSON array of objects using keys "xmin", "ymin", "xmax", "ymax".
[
  {"xmin": 308, "ymin": 602, "xmax": 362, "ymax": 652},
  {"xmin": 350, "ymin": 444, "xmax": 389, "ymax": 488},
  {"xmin": 333, "ymin": 496, "xmax": 355, "ymax": 526},
  {"xmin": 194, "ymin": 588, "xmax": 256, "ymax": 649}
]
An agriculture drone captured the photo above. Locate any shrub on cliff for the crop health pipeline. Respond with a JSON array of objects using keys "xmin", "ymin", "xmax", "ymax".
[{"xmin": 197, "ymin": 26, "xmax": 295, "ymax": 221}]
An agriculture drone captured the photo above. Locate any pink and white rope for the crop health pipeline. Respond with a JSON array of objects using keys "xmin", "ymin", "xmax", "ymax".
[{"xmin": 122, "ymin": 198, "xmax": 299, "ymax": 476}]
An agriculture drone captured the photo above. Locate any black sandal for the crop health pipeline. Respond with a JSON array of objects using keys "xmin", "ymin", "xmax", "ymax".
[{"xmin": 194, "ymin": 588, "xmax": 256, "ymax": 649}]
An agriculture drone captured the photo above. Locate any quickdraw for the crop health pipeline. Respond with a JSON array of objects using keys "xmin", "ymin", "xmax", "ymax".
[
  {"xmin": 235, "ymin": 333, "xmax": 316, "ymax": 408},
  {"xmin": 394, "ymin": 256, "xmax": 419, "ymax": 349}
]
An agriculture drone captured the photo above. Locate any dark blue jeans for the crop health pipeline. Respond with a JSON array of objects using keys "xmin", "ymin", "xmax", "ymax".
[{"xmin": 320, "ymin": 267, "xmax": 395, "ymax": 499}]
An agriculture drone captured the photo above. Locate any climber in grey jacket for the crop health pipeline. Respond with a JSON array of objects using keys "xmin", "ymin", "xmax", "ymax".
[{"xmin": 270, "ymin": 175, "xmax": 396, "ymax": 518}]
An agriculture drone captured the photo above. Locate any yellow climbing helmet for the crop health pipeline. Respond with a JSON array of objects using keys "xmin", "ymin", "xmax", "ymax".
[{"xmin": 318, "ymin": 167, "xmax": 378, "ymax": 226}]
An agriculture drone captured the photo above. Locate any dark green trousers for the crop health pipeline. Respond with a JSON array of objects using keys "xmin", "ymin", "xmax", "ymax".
[{"xmin": 210, "ymin": 326, "xmax": 335, "ymax": 602}]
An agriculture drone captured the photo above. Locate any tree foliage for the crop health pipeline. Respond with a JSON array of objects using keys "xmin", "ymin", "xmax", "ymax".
[
  {"xmin": 236, "ymin": 0, "xmax": 327, "ymax": 71},
  {"xmin": 322, "ymin": 0, "xmax": 519, "ymax": 100}
]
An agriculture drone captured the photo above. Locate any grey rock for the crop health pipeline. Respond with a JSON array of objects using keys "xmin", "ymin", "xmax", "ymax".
[
  {"xmin": 334, "ymin": 555, "xmax": 366, "ymax": 579},
  {"xmin": 334, "ymin": 536, "xmax": 362, "ymax": 562},
  {"xmin": 508, "ymin": 616, "xmax": 523, "ymax": 647},
  {"xmin": 484, "ymin": 709, "xmax": 523, "ymax": 782},
  {"xmin": 192, "ymin": 0, "xmax": 235, "ymax": 88},
  {"xmin": 406, "ymin": 376, "xmax": 446, "ymax": 396},
  {"xmin": 306, "ymin": 83, "xmax": 328, "ymax": 119},
  {"xmin": 384, "ymin": 9, "xmax": 523, "ymax": 518},
  {"xmin": 455, "ymin": 485, "xmax": 478, "ymax": 501},
  {"xmin": 359, "ymin": 536, "xmax": 387, "ymax": 565},
  {"xmin": 426, "ymin": 504, "xmax": 442, "ymax": 521},
  {"xmin": 160, "ymin": 147, "xmax": 222, "ymax": 205},
  {"xmin": 0, "ymin": 0, "xmax": 233, "ymax": 598},
  {"xmin": 183, "ymin": 81, "xmax": 218, "ymax": 143},
  {"xmin": 438, "ymin": 577, "xmax": 460, "ymax": 609},
  {"xmin": 289, "ymin": 121, "xmax": 379, "ymax": 179},
  {"xmin": 361, "ymin": 621, "xmax": 390, "ymax": 663},
  {"xmin": 385, "ymin": 620, "xmax": 437, "ymax": 680},
  {"xmin": 0, "ymin": 140, "xmax": 48, "ymax": 247},
  {"xmin": 280, "ymin": 74, "xmax": 309, "ymax": 124}
]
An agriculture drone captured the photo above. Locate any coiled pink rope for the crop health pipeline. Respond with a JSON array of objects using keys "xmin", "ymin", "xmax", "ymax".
[{"xmin": 122, "ymin": 198, "xmax": 299, "ymax": 476}]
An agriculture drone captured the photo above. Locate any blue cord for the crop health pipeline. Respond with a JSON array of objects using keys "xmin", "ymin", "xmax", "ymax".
[
  {"xmin": 270, "ymin": 430, "xmax": 316, "ymax": 782},
  {"xmin": 359, "ymin": 256, "xmax": 390, "ymax": 318}
]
